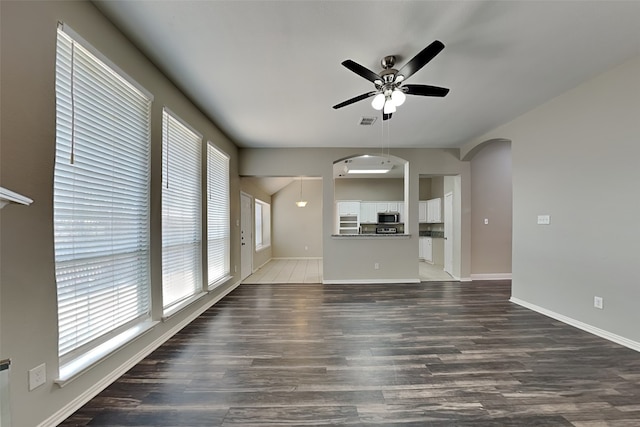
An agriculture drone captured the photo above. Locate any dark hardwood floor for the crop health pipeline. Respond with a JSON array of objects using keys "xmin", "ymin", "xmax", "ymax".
[{"xmin": 60, "ymin": 281, "xmax": 640, "ymax": 426}]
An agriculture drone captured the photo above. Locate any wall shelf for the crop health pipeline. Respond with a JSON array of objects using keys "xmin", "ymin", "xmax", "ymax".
[{"xmin": 0, "ymin": 187, "xmax": 33, "ymax": 209}]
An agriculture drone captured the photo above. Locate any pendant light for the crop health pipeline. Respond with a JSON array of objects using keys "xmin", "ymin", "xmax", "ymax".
[{"xmin": 295, "ymin": 177, "xmax": 307, "ymax": 207}]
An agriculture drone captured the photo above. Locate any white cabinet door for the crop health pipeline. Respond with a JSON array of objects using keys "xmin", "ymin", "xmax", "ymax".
[
  {"xmin": 360, "ymin": 202, "xmax": 377, "ymax": 223},
  {"xmin": 338, "ymin": 201, "xmax": 360, "ymax": 215},
  {"xmin": 387, "ymin": 201, "xmax": 399, "ymax": 213},
  {"xmin": 397, "ymin": 202, "xmax": 405, "ymax": 223},
  {"xmin": 419, "ymin": 201, "xmax": 428, "ymax": 223},
  {"xmin": 376, "ymin": 202, "xmax": 389, "ymax": 214},
  {"xmin": 427, "ymin": 198, "xmax": 442, "ymax": 223},
  {"xmin": 419, "ymin": 237, "xmax": 433, "ymax": 262},
  {"xmin": 424, "ymin": 237, "xmax": 433, "ymax": 263}
]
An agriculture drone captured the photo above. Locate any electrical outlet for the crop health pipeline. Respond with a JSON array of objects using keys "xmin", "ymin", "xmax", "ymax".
[
  {"xmin": 594, "ymin": 296, "xmax": 604, "ymax": 310},
  {"xmin": 537, "ymin": 215, "xmax": 551, "ymax": 225},
  {"xmin": 374, "ymin": 262, "xmax": 379, "ymax": 270},
  {"xmin": 28, "ymin": 363, "xmax": 46, "ymax": 391},
  {"xmin": 484, "ymin": 218, "xmax": 489, "ymax": 225},
  {"xmin": 305, "ymin": 245, "xmax": 308, "ymax": 251}
]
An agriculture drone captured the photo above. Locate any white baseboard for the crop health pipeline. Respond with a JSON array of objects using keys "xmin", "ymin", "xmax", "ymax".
[
  {"xmin": 470, "ymin": 273, "xmax": 512, "ymax": 281},
  {"xmin": 510, "ymin": 297, "xmax": 640, "ymax": 353},
  {"xmin": 272, "ymin": 257, "xmax": 322, "ymax": 260},
  {"xmin": 39, "ymin": 280, "xmax": 242, "ymax": 427},
  {"xmin": 323, "ymin": 278, "xmax": 421, "ymax": 284}
]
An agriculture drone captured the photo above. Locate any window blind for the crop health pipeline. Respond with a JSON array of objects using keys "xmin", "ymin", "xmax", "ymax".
[
  {"xmin": 162, "ymin": 109, "xmax": 202, "ymax": 312},
  {"xmin": 207, "ymin": 143, "xmax": 230, "ymax": 286},
  {"xmin": 53, "ymin": 26, "xmax": 152, "ymax": 359}
]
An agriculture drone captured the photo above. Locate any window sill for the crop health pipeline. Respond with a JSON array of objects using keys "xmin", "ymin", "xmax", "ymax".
[
  {"xmin": 162, "ymin": 291, "xmax": 207, "ymax": 320},
  {"xmin": 208, "ymin": 275, "xmax": 233, "ymax": 291},
  {"xmin": 255, "ymin": 244, "xmax": 271, "ymax": 252},
  {"xmin": 56, "ymin": 320, "xmax": 158, "ymax": 387}
]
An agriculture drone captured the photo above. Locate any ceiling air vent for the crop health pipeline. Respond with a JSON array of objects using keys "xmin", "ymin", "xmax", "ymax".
[{"xmin": 359, "ymin": 116, "xmax": 377, "ymax": 126}]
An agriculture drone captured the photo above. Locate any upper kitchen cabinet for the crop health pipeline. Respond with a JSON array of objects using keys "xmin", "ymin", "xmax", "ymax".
[
  {"xmin": 427, "ymin": 198, "xmax": 442, "ymax": 223},
  {"xmin": 360, "ymin": 201, "xmax": 377, "ymax": 224},
  {"xmin": 419, "ymin": 198, "xmax": 442, "ymax": 223}
]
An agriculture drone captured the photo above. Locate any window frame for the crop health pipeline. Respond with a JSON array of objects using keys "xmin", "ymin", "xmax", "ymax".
[{"xmin": 53, "ymin": 23, "xmax": 155, "ymax": 383}]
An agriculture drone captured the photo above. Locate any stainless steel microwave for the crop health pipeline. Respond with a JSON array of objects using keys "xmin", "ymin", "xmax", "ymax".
[{"xmin": 378, "ymin": 212, "xmax": 400, "ymax": 224}]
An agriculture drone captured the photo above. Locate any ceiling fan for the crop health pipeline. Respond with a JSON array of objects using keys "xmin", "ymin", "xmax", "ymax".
[{"xmin": 332, "ymin": 40, "xmax": 450, "ymax": 120}]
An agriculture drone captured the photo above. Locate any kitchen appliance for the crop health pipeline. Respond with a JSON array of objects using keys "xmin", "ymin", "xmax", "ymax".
[
  {"xmin": 378, "ymin": 212, "xmax": 400, "ymax": 224},
  {"xmin": 376, "ymin": 226, "xmax": 397, "ymax": 234}
]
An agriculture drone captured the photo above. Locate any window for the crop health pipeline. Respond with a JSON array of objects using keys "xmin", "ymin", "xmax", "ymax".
[
  {"xmin": 162, "ymin": 109, "xmax": 202, "ymax": 314},
  {"xmin": 207, "ymin": 143, "xmax": 230, "ymax": 287},
  {"xmin": 53, "ymin": 24, "xmax": 152, "ymax": 374},
  {"xmin": 255, "ymin": 199, "xmax": 271, "ymax": 250}
]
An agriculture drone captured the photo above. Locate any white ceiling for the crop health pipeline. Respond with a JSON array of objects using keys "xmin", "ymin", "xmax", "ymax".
[{"xmin": 94, "ymin": 1, "xmax": 640, "ymax": 150}]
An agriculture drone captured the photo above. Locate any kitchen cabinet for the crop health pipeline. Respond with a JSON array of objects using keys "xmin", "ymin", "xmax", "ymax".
[
  {"xmin": 375, "ymin": 201, "xmax": 404, "ymax": 220},
  {"xmin": 337, "ymin": 201, "xmax": 360, "ymax": 216},
  {"xmin": 336, "ymin": 201, "xmax": 360, "ymax": 234},
  {"xmin": 419, "ymin": 237, "xmax": 433, "ymax": 262},
  {"xmin": 426, "ymin": 198, "xmax": 442, "ymax": 223},
  {"xmin": 360, "ymin": 202, "xmax": 377, "ymax": 223},
  {"xmin": 337, "ymin": 200, "xmax": 406, "ymax": 229},
  {"xmin": 418, "ymin": 201, "xmax": 428, "ymax": 223}
]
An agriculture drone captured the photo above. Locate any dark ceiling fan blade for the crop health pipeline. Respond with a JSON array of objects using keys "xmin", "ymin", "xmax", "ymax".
[
  {"xmin": 382, "ymin": 112, "xmax": 392, "ymax": 121},
  {"xmin": 341, "ymin": 60, "xmax": 382, "ymax": 84},
  {"xmin": 332, "ymin": 91, "xmax": 378, "ymax": 109},
  {"xmin": 396, "ymin": 40, "xmax": 445, "ymax": 81},
  {"xmin": 404, "ymin": 84, "xmax": 450, "ymax": 97}
]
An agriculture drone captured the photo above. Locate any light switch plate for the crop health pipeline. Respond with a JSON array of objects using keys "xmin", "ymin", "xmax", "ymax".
[
  {"xmin": 594, "ymin": 296, "xmax": 604, "ymax": 309},
  {"xmin": 28, "ymin": 363, "xmax": 46, "ymax": 391},
  {"xmin": 537, "ymin": 215, "xmax": 551, "ymax": 225}
]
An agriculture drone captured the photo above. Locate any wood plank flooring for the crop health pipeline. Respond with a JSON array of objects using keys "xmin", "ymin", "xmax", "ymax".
[{"xmin": 60, "ymin": 281, "xmax": 640, "ymax": 426}]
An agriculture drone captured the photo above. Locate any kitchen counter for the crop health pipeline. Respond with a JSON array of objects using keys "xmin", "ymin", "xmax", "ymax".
[
  {"xmin": 419, "ymin": 231, "xmax": 444, "ymax": 238},
  {"xmin": 332, "ymin": 233, "xmax": 411, "ymax": 239}
]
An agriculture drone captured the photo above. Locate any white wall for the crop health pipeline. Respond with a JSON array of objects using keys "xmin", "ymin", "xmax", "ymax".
[
  {"xmin": 464, "ymin": 55, "xmax": 640, "ymax": 347},
  {"xmin": 0, "ymin": 2, "xmax": 241, "ymax": 425}
]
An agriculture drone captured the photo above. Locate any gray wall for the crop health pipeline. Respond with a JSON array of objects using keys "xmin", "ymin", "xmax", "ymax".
[
  {"xmin": 463, "ymin": 55, "xmax": 640, "ymax": 346},
  {"xmin": 0, "ymin": 2, "xmax": 241, "ymax": 425},
  {"xmin": 335, "ymin": 178, "xmax": 404, "ymax": 201},
  {"xmin": 239, "ymin": 148, "xmax": 471, "ymax": 282},
  {"xmin": 272, "ymin": 179, "xmax": 323, "ymax": 258},
  {"xmin": 470, "ymin": 140, "xmax": 512, "ymax": 276}
]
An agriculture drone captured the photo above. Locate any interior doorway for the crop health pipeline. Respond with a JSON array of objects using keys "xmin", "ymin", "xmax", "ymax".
[{"xmin": 418, "ymin": 176, "xmax": 456, "ymax": 282}]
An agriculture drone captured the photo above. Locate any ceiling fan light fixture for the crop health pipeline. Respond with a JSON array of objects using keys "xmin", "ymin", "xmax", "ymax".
[
  {"xmin": 371, "ymin": 93, "xmax": 385, "ymax": 110},
  {"xmin": 391, "ymin": 89, "xmax": 406, "ymax": 106},
  {"xmin": 383, "ymin": 99, "xmax": 396, "ymax": 114}
]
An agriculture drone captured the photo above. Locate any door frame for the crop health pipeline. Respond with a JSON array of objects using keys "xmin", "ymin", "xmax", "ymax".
[
  {"xmin": 240, "ymin": 192, "xmax": 253, "ymax": 280},
  {"xmin": 444, "ymin": 191, "xmax": 454, "ymax": 275}
]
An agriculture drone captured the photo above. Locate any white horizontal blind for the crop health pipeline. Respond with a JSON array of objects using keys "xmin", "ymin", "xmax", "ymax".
[
  {"xmin": 53, "ymin": 27, "xmax": 152, "ymax": 358},
  {"xmin": 162, "ymin": 109, "xmax": 202, "ymax": 311},
  {"xmin": 207, "ymin": 143, "xmax": 230, "ymax": 286}
]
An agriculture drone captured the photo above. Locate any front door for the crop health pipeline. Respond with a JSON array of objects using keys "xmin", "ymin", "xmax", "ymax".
[{"xmin": 240, "ymin": 192, "xmax": 253, "ymax": 280}]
